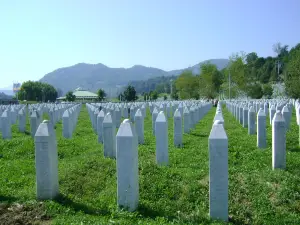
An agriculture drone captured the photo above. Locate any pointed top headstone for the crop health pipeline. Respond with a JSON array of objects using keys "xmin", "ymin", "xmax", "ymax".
[
  {"xmin": 174, "ymin": 109, "xmax": 181, "ymax": 117},
  {"xmin": 103, "ymin": 112, "xmax": 112, "ymax": 123},
  {"xmin": 273, "ymin": 110, "xmax": 285, "ymax": 122},
  {"xmin": 116, "ymin": 119, "xmax": 135, "ymax": 137},
  {"xmin": 135, "ymin": 108, "xmax": 142, "ymax": 117},
  {"xmin": 156, "ymin": 111, "xmax": 166, "ymax": 122},
  {"xmin": 209, "ymin": 120, "xmax": 227, "ymax": 140},
  {"xmin": 258, "ymin": 108, "xmax": 266, "ymax": 116}
]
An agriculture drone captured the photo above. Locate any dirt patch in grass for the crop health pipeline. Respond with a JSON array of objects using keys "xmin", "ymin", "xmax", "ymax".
[{"xmin": 0, "ymin": 202, "xmax": 51, "ymax": 225}]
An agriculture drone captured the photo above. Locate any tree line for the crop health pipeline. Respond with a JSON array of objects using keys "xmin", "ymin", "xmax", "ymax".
[
  {"xmin": 172, "ymin": 42, "xmax": 300, "ymax": 100},
  {"xmin": 130, "ymin": 42, "xmax": 300, "ymax": 100},
  {"xmin": 16, "ymin": 42, "xmax": 300, "ymax": 103},
  {"xmin": 222, "ymin": 42, "xmax": 300, "ymax": 99},
  {"xmin": 17, "ymin": 81, "xmax": 58, "ymax": 102}
]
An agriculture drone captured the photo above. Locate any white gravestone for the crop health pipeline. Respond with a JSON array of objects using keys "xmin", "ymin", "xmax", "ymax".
[
  {"xmin": 34, "ymin": 120, "xmax": 59, "ymax": 200},
  {"xmin": 97, "ymin": 110, "xmax": 105, "ymax": 143},
  {"xmin": 103, "ymin": 113, "xmax": 116, "ymax": 158},
  {"xmin": 183, "ymin": 107, "xmax": 190, "ymax": 133},
  {"xmin": 155, "ymin": 111, "xmax": 168, "ymax": 166},
  {"xmin": 257, "ymin": 108, "xmax": 267, "ymax": 149},
  {"xmin": 116, "ymin": 119, "xmax": 139, "ymax": 211},
  {"xmin": 209, "ymin": 120, "xmax": 228, "ymax": 222},
  {"xmin": 272, "ymin": 111, "xmax": 286, "ymax": 169},
  {"xmin": 174, "ymin": 109, "xmax": 183, "ymax": 147},
  {"xmin": 248, "ymin": 106, "xmax": 256, "ymax": 135},
  {"xmin": 134, "ymin": 109, "xmax": 144, "ymax": 144},
  {"xmin": 1, "ymin": 111, "xmax": 11, "ymax": 140},
  {"xmin": 152, "ymin": 108, "xmax": 159, "ymax": 135}
]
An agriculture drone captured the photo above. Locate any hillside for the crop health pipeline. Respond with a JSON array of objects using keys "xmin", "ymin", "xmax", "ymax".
[
  {"xmin": 0, "ymin": 85, "xmax": 14, "ymax": 96},
  {"xmin": 168, "ymin": 58, "xmax": 229, "ymax": 75},
  {"xmin": 39, "ymin": 59, "xmax": 229, "ymax": 96},
  {"xmin": 0, "ymin": 92, "xmax": 13, "ymax": 99}
]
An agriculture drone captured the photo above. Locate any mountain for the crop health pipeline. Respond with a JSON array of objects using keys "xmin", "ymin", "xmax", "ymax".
[
  {"xmin": 39, "ymin": 59, "xmax": 229, "ymax": 96},
  {"xmin": 0, "ymin": 85, "xmax": 14, "ymax": 96},
  {"xmin": 0, "ymin": 92, "xmax": 13, "ymax": 99},
  {"xmin": 168, "ymin": 59, "xmax": 229, "ymax": 76}
]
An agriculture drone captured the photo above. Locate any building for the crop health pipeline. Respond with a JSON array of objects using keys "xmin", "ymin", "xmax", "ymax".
[
  {"xmin": 57, "ymin": 87, "xmax": 99, "ymax": 102},
  {"xmin": 13, "ymin": 82, "xmax": 21, "ymax": 94}
]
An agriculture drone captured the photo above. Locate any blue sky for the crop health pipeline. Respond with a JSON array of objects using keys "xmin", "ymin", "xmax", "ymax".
[{"xmin": 0, "ymin": 0, "xmax": 299, "ymax": 88}]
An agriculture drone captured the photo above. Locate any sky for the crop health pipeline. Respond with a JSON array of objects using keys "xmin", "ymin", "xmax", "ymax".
[{"xmin": 0, "ymin": 0, "xmax": 299, "ymax": 88}]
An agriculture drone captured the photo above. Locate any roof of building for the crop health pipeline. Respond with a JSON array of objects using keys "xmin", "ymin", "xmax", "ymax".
[
  {"xmin": 57, "ymin": 87, "xmax": 98, "ymax": 100},
  {"xmin": 73, "ymin": 90, "xmax": 98, "ymax": 98}
]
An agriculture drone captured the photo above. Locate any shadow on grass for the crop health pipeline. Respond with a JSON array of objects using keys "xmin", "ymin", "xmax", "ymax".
[
  {"xmin": 0, "ymin": 195, "xmax": 18, "ymax": 203},
  {"xmin": 189, "ymin": 132, "xmax": 208, "ymax": 138},
  {"xmin": 137, "ymin": 204, "xmax": 176, "ymax": 221},
  {"xmin": 54, "ymin": 194, "xmax": 110, "ymax": 216},
  {"xmin": 54, "ymin": 195, "xmax": 178, "ymax": 222},
  {"xmin": 288, "ymin": 147, "xmax": 300, "ymax": 152}
]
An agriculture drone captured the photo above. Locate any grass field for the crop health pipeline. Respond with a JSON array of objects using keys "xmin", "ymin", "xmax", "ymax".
[{"xmin": 0, "ymin": 104, "xmax": 300, "ymax": 224}]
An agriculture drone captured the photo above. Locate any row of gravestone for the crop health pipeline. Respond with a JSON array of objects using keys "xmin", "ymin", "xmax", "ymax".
[
  {"xmin": 33, "ymin": 100, "xmax": 217, "ymax": 218},
  {"xmin": 0, "ymin": 103, "xmax": 80, "ymax": 140},
  {"xmin": 206, "ymin": 98, "xmax": 299, "ymax": 222},
  {"xmin": 62, "ymin": 104, "xmax": 82, "ymax": 138},
  {"xmin": 7, "ymin": 98, "xmax": 299, "ymax": 222},
  {"xmin": 85, "ymin": 101, "xmax": 212, "ymax": 157},
  {"xmin": 225, "ymin": 98, "xmax": 297, "ymax": 169},
  {"xmin": 209, "ymin": 103, "xmax": 228, "ymax": 221},
  {"xmin": 0, "ymin": 104, "xmax": 24, "ymax": 139}
]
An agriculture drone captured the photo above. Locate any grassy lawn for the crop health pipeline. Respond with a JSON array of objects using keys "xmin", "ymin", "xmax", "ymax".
[{"xmin": 0, "ymin": 104, "xmax": 300, "ymax": 224}]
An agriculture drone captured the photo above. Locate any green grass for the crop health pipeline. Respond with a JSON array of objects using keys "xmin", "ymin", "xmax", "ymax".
[
  {"xmin": 0, "ymin": 104, "xmax": 300, "ymax": 224},
  {"xmin": 19, "ymin": 100, "xmax": 38, "ymax": 104}
]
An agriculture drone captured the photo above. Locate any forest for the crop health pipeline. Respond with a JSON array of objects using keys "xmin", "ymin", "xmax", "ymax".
[{"xmin": 131, "ymin": 42, "xmax": 300, "ymax": 100}]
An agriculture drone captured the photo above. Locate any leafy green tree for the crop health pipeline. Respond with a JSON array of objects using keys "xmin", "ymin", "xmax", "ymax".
[
  {"xmin": 262, "ymin": 83, "xmax": 273, "ymax": 99},
  {"xmin": 155, "ymin": 83, "xmax": 165, "ymax": 94},
  {"xmin": 66, "ymin": 91, "xmax": 76, "ymax": 102},
  {"xmin": 97, "ymin": 89, "xmax": 106, "ymax": 101},
  {"xmin": 246, "ymin": 52, "xmax": 258, "ymax": 65},
  {"xmin": 285, "ymin": 44, "xmax": 300, "ymax": 98},
  {"xmin": 246, "ymin": 83, "xmax": 263, "ymax": 99},
  {"xmin": 118, "ymin": 93, "xmax": 124, "ymax": 101},
  {"xmin": 228, "ymin": 52, "xmax": 247, "ymax": 93},
  {"xmin": 123, "ymin": 85, "xmax": 138, "ymax": 101},
  {"xmin": 17, "ymin": 81, "xmax": 58, "ymax": 102},
  {"xmin": 150, "ymin": 90, "xmax": 158, "ymax": 100},
  {"xmin": 171, "ymin": 91, "xmax": 179, "ymax": 100},
  {"xmin": 198, "ymin": 63, "xmax": 223, "ymax": 99},
  {"xmin": 175, "ymin": 70, "xmax": 198, "ymax": 99}
]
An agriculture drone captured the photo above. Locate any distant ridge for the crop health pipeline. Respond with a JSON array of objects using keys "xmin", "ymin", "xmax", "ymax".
[{"xmin": 39, "ymin": 58, "xmax": 229, "ymax": 96}]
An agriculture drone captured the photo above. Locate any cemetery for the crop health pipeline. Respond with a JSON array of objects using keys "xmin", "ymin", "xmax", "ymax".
[{"xmin": 1, "ymin": 99, "xmax": 300, "ymax": 224}]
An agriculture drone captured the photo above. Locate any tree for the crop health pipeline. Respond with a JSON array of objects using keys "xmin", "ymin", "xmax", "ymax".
[
  {"xmin": 65, "ymin": 91, "xmax": 76, "ymax": 102},
  {"xmin": 150, "ymin": 90, "xmax": 158, "ymax": 100},
  {"xmin": 143, "ymin": 92, "xmax": 147, "ymax": 101},
  {"xmin": 17, "ymin": 81, "xmax": 58, "ymax": 102},
  {"xmin": 198, "ymin": 63, "xmax": 223, "ymax": 99},
  {"xmin": 123, "ymin": 85, "xmax": 138, "ymax": 101},
  {"xmin": 246, "ymin": 83, "xmax": 263, "ymax": 99},
  {"xmin": 118, "ymin": 93, "xmax": 124, "ymax": 102},
  {"xmin": 285, "ymin": 45, "xmax": 300, "ymax": 98},
  {"xmin": 246, "ymin": 52, "xmax": 258, "ymax": 65},
  {"xmin": 155, "ymin": 83, "xmax": 165, "ymax": 94},
  {"xmin": 175, "ymin": 70, "xmax": 198, "ymax": 99},
  {"xmin": 97, "ymin": 89, "xmax": 106, "ymax": 101},
  {"xmin": 228, "ymin": 52, "xmax": 247, "ymax": 93},
  {"xmin": 262, "ymin": 83, "xmax": 273, "ymax": 99}
]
